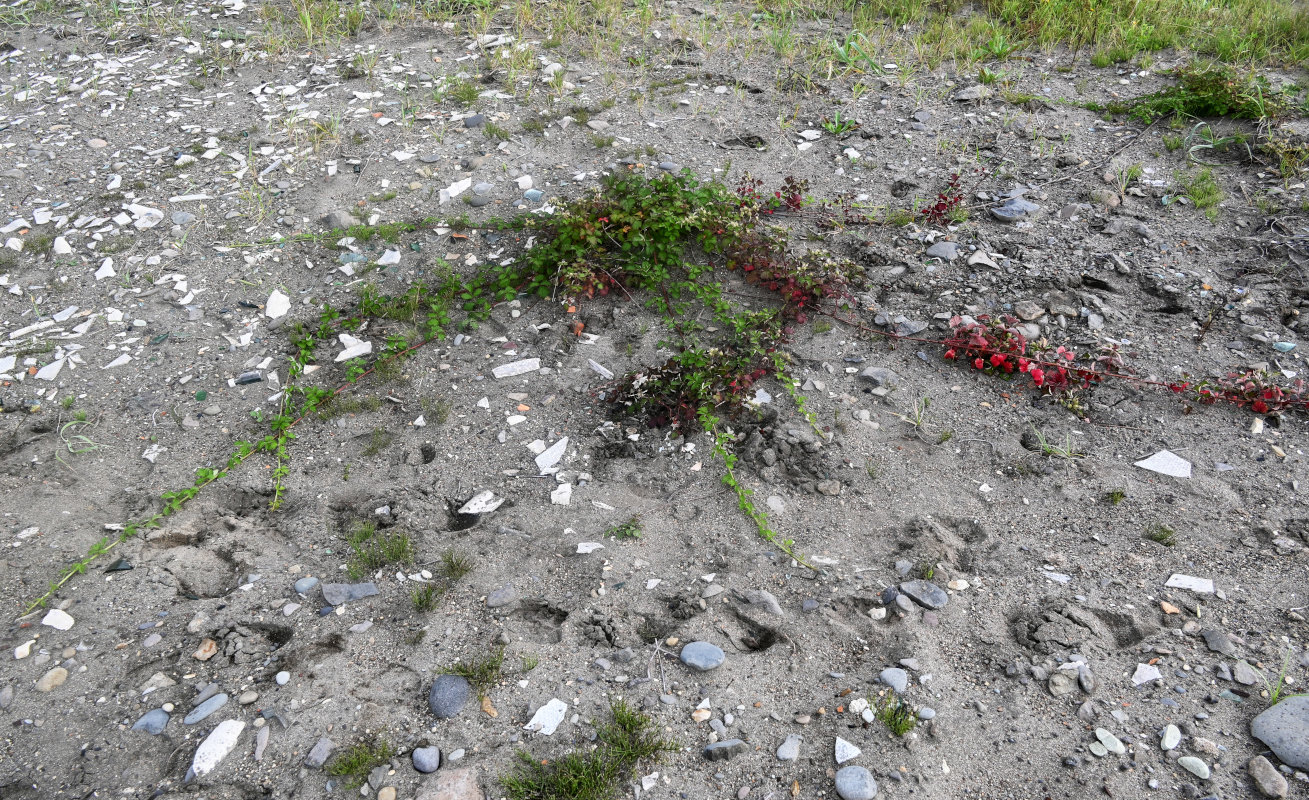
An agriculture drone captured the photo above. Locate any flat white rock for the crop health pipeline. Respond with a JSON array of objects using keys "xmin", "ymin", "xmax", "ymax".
[
  {"xmin": 535, "ymin": 436, "xmax": 568, "ymax": 471},
  {"xmin": 523, "ymin": 698, "xmax": 568, "ymax": 735},
  {"xmin": 378, "ymin": 249, "xmax": 401, "ymax": 265},
  {"xmin": 34, "ymin": 359, "xmax": 65, "ymax": 381},
  {"xmin": 1134, "ymin": 450, "xmax": 1191, "ymax": 478},
  {"xmin": 1164, "ymin": 574, "xmax": 1214, "ymax": 594},
  {"xmin": 576, "ymin": 542, "xmax": 604, "ymax": 554},
  {"xmin": 265, "ymin": 290, "xmax": 290, "ymax": 319},
  {"xmin": 335, "ymin": 333, "xmax": 372, "ymax": 362},
  {"xmin": 94, "ymin": 259, "xmax": 116, "ymax": 280},
  {"xmin": 458, "ymin": 490, "xmax": 504, "ymax": 515},
  {"xmin": 1131, "ymin": 663, "xmax": 1162, "ymax": 686},
  {"xmin": 187, "ymin": 719, "xmax": 245, "ymax": 781},
  {"xmin": 42, "ymin": 609, "xmax": 74, "ymax": 630},
  {"xmin": 835, "ymin": 736, "xmax": 861, "ymax": 763},
  {"xmin": 551, "ymin": 483, "xmax": 573, "ymax": 505},
  {"xmin": 493, "ymin": 358, "xmax": 540, "ymax": 379}
]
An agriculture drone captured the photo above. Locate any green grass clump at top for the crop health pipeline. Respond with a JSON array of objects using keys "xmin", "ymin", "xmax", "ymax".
[
  {"xmin": 1114, "ymin": 63, "xmax": 1288, "ymax": 122},
  {"xmin": 500, "ymin": 700, "xmax": 676, "ymax": 800}
]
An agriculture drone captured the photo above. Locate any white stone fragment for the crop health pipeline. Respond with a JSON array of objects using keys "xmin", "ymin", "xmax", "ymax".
[
  {"xmin": 535, "ymin": 436, "xmax": 568, "ymax": 472},
  {"xmin": 34, "ymin": 359, "xmax": 65, "ymax": 381},
  {"xmin": 187, "ymin": 720, "xmax": 245, "ymax": 781},
  {"xmin": 1131, "ymin": 663, "xmax": 1162, "ymax": 686},
  {"xmin": 1164, "ymin": 574, "xmax": 1214, "ymax": 594},
  {"xmin": 492, "ymin": 358, "xmax": 540, "ymax": 379},
  {"xmin": 41, "ymin": 609, "xmax": 74, "ymax": 630},
  {"xmin": 1134, "ymin": 450, "xmax": 1191, "ymax": 478},
  {"xmin": 335, "ymin": 333, "xmax": 372, "ymax": 362},
  {"xmin": 458, "ymin": 490, "xmax": 504, "ymax": 515},
  {"xmin": 576, "ymin": 542, "xmax": 604, "ymax": 554},
  {"xmin": 523, "ymin": 698, "xmax": 569, "ymax": 735},
  {"xmin": 835, "ymin": 736, "xmax": 861, "ymax": 763},
  {"xmin": 550, "ymin": 483, "xmax": 573, "ymax": 505},
  {"xmin": 265, "ymin": 290, "xmax": 290, "ymax": 319}
]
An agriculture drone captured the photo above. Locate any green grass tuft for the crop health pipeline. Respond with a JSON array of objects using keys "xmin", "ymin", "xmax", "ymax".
[
  {"xmin": 442, "ymin": 646, "xmax": 506, "ymax": 699},
  {"xmin": 345, "ymin": 521, "xmax": 414, "ymax": 580},
  {"xmin": 500, "ymin": 700, "xmax": 676, "ymax": 800},
  {"xmin": 327, "ymin": 738, "xmax": 395, "ymax": 789}
]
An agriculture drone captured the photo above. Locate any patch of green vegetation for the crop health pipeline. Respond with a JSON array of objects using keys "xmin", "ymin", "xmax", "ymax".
[
  {"xmin": 485, "ymin": 122, "xmax": 511, "ymax": 141},
  {"xmin": 327, "ymin": 738, "xmax": 395, "ymax": 789},
  {"xmin": 420, "ymin": 396, "xmax": 452, "ymax": 424},
  {"xmin": 500, "ymin": 701, "xmax": 676, "ymax": 800},
  {"xmin": 1145, "ymin": 523, "xmax": 1178, "ymax": 547},
  {"xmin": 439, "ymin": 548, "xmax": 475, "ymax": 580},
  {"xmin": 1178, "ymin": 167, "xmax": 1223, "ymax": 221},
  {"xmin": 317, "ymin": 393, "xmax": 383, "ymax": 419},
  {"xmin": 606, "ymin": 516, "xmax": 643, "ymax": 540},
  {"xmin": 813, "ymin": 319, "xmax": 833, "ymax": 334},
  {"xmin": 874, "ymin": 692, "xmax": 917, "ymax": 736},
  {"xmin": 451, "ymin": 79, "xmax": 481, "ymax": 106},
  {"xmin": 521, "ymin": 118, "xmax": 546, "ymax": 135},
  {"xmin": 1106, "ymin": 488, "xmax": 1127, "ymax": 505},
  {"xmin": 1114, "ymin": 63, "xmax": 1287, "ymax": 123},
  {"xmin": 591, "ymin": 133, "xmax": 616, "ymax": 148},
  {"xmin": 520, "ymin": 654, "xmax": 539, "ymax": 671},
  {"xmin": 442, "ymin": 646, "xmax": 506, "ymax": 698},
  {"xmin": 344, "ymin": 520, "xmax": 414, "ymax": 580},
  {"xmin": 1162, "ymin": 133, "xmax": 1183, "ymax": 152},
  {"xmin": 361, "ymin": 427, "xmax": 394, "ymax": 457},
  {"xmin": 411, "ymin": 583, "xmax": 444, "ymax": 612}
]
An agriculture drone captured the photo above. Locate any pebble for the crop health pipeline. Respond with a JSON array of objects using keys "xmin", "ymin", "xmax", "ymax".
[
  {"xmin": 322, "ymin": 582, "xmax": 379, "ymax": 606},
  {"xmin": 378, "ymin": 788, "xmax": 396, "ymax": 800},
  {"xmin": 184, "ymin": 693, "xmax": 228, "ymax": 724},
  {"xmin": 776, "ymin": 734, "xmax": 802, "ymax": 761},
  {"xmin": 131, "ymin": 709, "xmax": 170, "ymax": 735},
  {"xmin": 41, "ymin": 608, "xmax": 75, "ymax": 631},
  {"xmin": 429, "ymin": 674, "xmax": 472, "ymax": 719},
  {"xmin": 275, "ymin": 671, "xmax": 291, "ymax": 686},
  {"xmin": 1161, "ymin": 724, "xmax": 1181, "ymax": 750},
  {"xmin": 1233, "ymin": 660, "xmax": 1259, "ymax": 685},
  {"xmin": 464, "ymin": 114, "xmax": 485, "ymax": 128},
  {"xmin": 1251, "ymin": 695, "xmax": 1309, "ymax": 770},
  {"xmin": 487, "ymin": 584, "xmax": 519, "ymax": 608},
  {"xmin": 898, "ymin": 580, "xmax": 948, "ymax": 609},
  {"xmin": 744, "ymin": 589, "xmax": 783, "ymax": 615},
  {"xmin": 35, "ymin": 667, "xmax": 68, "ymax": 692},
  {"xmin": 187, "ymin": 720, "xmax": 244, "ymax": 781},
  {"xmin": 0, "ymin": 686, "xmax": 11, "ymax": 709},
  {"xmin": 1177, "ymin": 756, "xmax": 1210, "ymax": 780},
  {"xmin": 658, "ymin": 161, "xmax": 680, "ymax": 172},
  {"xmin": 879, "ymin": 668, "xmax": 909, "ymax": 692},
  {"xmin": 703, "ymin": 739, "xmax": 748, "ymax": 761},
  {"xmin": 1248, "ymin": 754, "xmax": 1289, "ymax": 798},
  {"xmin": 304, "ymin": 737, "xmax": 334, "ymax": 768},
  {"xmin": 413, "ymin": 745, "xmax": 441, "ymax": 773},
  {"xmin": 835, "ymin": 736, "xmax": 861, "ymax": 763},
  {"xmin": 925, "ymin": 241, "xmax": 959, "ymax": 260},
  {"xmin": 238, "ymin": 691, "xmax": 258, "ymax": 705},
  {"xmin": 1095, "ymin": 728, "xmax": 1125, "ymax": 755},
  {"xmin": 680, "ymin": 641, "xmax": 725, "ymax": 671},
  {"xmin": 835, "ymin": 766, "xmax": 878, "ymax": 800},
  {"xmin": 524, "ymin": 189, "xmax": 544, "ymax": 202},
  {"xmin": 294, "ymin": 576, "xmax": 319, "ymax": 594}
]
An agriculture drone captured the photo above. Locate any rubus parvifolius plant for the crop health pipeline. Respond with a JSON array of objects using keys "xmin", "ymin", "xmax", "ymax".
[
  {"xmin": 921, "ymin": 173, "xmax": 963, "ymax": 226},
  {"xmin": 1173, "ymin": 370, "xmax": 1309, "ymax": 414},
  {"xmin": 941, "ymin": 315, "xmax": 1125, "ymax": 396}
]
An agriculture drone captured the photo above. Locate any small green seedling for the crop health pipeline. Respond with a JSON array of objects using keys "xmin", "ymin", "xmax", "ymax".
[
  {"xmin": 606, "ymin": 516, "xmax": 643, "ymax": 540},
  {"xmin": 1145, "ymin": 523, "xmax": 1178, "ymax": 547}
]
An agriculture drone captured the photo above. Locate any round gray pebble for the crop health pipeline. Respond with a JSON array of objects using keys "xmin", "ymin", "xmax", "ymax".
[
  {"xmin": 428, "ymin": 674, "xmax": 471, "ymax": 719},
  {"xmin": 835, "ymin": 765, "xmax": 878, "ymax": 800},
  {"xmin": 680, "ymin": 641, "xmax": 725, "ymax": 671},
  {"xmin": 412, "ymin": 746, "xmax": 441, "ymax": 773}
]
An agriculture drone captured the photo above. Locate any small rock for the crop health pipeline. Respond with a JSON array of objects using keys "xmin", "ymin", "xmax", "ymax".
[
  {"xmin": 1177, "ymin": 756, "xmax": 1210, "ymax": 780},
  {"xmin": 1248, "ymin": 754, "xmax": 1288, "ymax": 798},
  {"xmin": 294, "ymin": 576, "xmax": 319, "ymax": 594},
  {"xmin": 856, "ymin": 366, "xmax": 900, "ymax": 388},
  {"xmin": 41, "ymin": 608, "xmax": 74, "ymax": 631},
  {"xmin": 1233, "ymin": 660, "xmax": 1259, "ymax": 686},
  {"xmin": 835, "ymin": 736, "xmax": 861, "ymax": 764},
  {"xmin": 879, "ymin": 668, "xmax": 909, "ymax": 693},
  {"xmin": 413, "ymin": 746, "xmax": 441, "ymax": 773},
  {"xmin": 1251, "ymin": 695, "xmax": 1309, "ymax": 770},
  {"xmin": 776, "ymin": 734, "xmax": 802, "ymax": 761},
  {"xmin": 925, "ymin": 241, "xmax": 958, "ymax": 260},
  {"xmin": 304, "ymin": 737, "xmax": 334, "ymax": 769},
  {"xmin": 744, "ymin": 589, "xmax": 783, "ymax": 615},
  {"xmin": 1161, "ymin": 724, "xmax": 1182, "ymax": 750},
  {"xmin": 898, "ymin": 580, "xmax": 948, "ymax": 609},
  {"xmin": 680, "ymin": 641, "xmax": 725, "ymax": 671},
  {"xmin": 1014, "ymin": 300, "xmax": 1045, "ymax": 321},
  {"xmin": 35, "ymin": 667, "xmax": 68, "ymax": 692},
  {"xmin": 187, "ymin": 720, "xmax": 244, "ymax": 781},
  {"xmin": 429, "ymin": 675, "xmax": 472, "ymax": 719},
  {"xmin": 1095, "ymin": 728, "xmax": 1125, "ymax": 755},
  {"xmin": 131, "ymin": 709, "xmax": 170, "ymax": 735},
  {"xmin": 835, "ymin": 766, "xmax": 879, "ymax": 800},
  {"xmin": 415, "ymin": 768, "xmax": 480, "ymax": 800},
  {"xmin": 487, "ymin": 584, "xmax": 519, "ymax": 608},
  {"xmin": 184, "ymin": 693, "xmax": 229, "ymax": 724},
  {"xmin": 704, "ymin": 739, "xmax": 748, "ymax": 761},
  {"xmin": 322, "ymin": 582, "xmax": 379, "ymax": 606}
]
